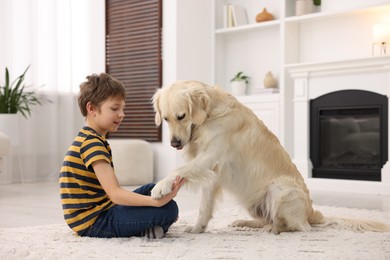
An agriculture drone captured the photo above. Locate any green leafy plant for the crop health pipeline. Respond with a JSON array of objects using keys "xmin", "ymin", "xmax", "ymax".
[
  {"xmin": 230, "ymin": 71, "xmax": 250, "ymax": 84},
  {"xmin": 313, "ymin": 0, "xmax": 321, "ymax": 6},
  {"xmin": 0, "ymin": 66, "xmax": 42, "ymax": 118}
]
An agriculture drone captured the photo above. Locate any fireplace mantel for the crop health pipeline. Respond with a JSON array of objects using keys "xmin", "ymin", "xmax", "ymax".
[
  {"xmin": 287, "ymin": 56, "xmax": 390, "ymax": 195},
  {"xmin": 286, "ymin": 56, "xmax": 390, "ymax": 77}
]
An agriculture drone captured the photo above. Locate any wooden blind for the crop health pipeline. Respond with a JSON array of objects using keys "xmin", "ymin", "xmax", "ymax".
[{"xmin": 106, "ymin": 0, "xmax": 162, "ymax": 142}]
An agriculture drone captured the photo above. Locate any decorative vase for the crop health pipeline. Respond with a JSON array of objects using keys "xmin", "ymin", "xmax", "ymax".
[
  {"xmin": 0, "ymin": 114, "xmax": 20, "ymax": 146},
  {"xmin": 263, "ymin": 71, "xmax": 277, "ymax": 89},
  {"xmin": 256, "ymin": 8, "xmax": 274, "ymax": 23},
  {"xmin": 295, "ymin": 0, "xmax": 313, "ymax": 16},
  {"xmin": 231, "ymin": 81, "xmax": 247, "ymax": 96}
]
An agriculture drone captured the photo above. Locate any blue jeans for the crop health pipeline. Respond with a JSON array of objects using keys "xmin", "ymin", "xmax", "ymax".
[{"xmin": 81, "ymin": 183, "xmax": 179, "ymax": 238}]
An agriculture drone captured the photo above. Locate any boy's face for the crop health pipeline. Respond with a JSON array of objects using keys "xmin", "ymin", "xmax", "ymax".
[{"xmin": 89, "ymin": 95, "xmax": 125, "ymax": 136}]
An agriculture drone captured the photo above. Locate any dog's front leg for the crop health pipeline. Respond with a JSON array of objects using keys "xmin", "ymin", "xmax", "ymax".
[
  {"xmin": 185, "ymin": 185, "xmax": 220, "ymax": 233},
  {"xmin": 151, "ymin": 155, "xmax": 218, "ymax": 200}
]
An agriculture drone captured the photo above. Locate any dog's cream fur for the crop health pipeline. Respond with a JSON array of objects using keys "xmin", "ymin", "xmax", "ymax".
[{"xmin": 151, "ymin": 81, "xmax": 390, "ymax": 234}]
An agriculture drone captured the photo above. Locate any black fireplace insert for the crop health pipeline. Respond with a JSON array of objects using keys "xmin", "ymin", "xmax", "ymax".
[{"xmin": 310, "ymin": 90, "xmax": 388, "ymax": 181}]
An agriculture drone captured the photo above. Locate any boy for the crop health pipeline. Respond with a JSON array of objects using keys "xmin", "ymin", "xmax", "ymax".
[{"xmin": 59, "ymin": 73, "xmax": 184, "ymax": 238}]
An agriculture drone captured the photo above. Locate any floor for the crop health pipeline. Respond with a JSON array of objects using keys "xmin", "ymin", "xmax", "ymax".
[{"xmin": 1, "ymin": 181, "xmax": 390, "ymax": 228}]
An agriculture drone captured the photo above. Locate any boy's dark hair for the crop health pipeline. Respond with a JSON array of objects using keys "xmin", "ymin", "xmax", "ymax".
[{"xmin": 78, "ymin": 73, "xmax": 126, "ymax": 117}]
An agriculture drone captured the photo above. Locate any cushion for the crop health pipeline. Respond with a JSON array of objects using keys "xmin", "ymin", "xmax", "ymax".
[{"xmin": 108, "ymin": 139, "xmax": 153, "ymax": 186}]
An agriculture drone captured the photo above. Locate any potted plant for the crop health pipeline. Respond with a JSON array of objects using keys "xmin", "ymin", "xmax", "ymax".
[
  {"xmin": 230, "ymin": 71, "xmax": 250, "ymax": 96},
  {"xmin": 0, "ymin": 66, "xmax": 41, "ymax": 118},
  {"xmin": 0, "ymin": 66, "xmax": 42, "ymax": 145}
]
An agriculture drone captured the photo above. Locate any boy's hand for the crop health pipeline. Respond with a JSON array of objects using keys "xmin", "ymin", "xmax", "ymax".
[
  {"xmin": 167, "ymin": 175, "xmax": 185, "ymax": 198},
  {"xmin": 172, "ymin": 175, "xmax": 185, "ymax": 190},
  {"xmin": 152, "ymin": 176, "xmax": 185, "ymax": 207}
]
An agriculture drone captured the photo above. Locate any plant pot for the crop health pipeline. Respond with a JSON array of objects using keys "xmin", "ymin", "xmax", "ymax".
[
  {"xmin": 0, "ymin": 114, "xmax": 20, "ymax": 146},
  {"xmin": 295, "ymin": 0, "xmax": 313, "ymax": 16},
  {"xmin": 231, "ymin": 81, "xmax": 247, "ymax": 96}
]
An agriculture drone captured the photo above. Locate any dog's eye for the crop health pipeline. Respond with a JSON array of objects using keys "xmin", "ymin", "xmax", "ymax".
[
  {"xmin": 177, "ymin": 114, "xmax": 185, "ymax": 121},
  {"xmin": 164, "ymin": 117, "xmax": 169, "ymax": 122}
]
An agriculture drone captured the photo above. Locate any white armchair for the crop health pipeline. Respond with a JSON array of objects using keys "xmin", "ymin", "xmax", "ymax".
[{"xmin": 0, "ymin": 131, "xmax": 10, "ymax": 174}]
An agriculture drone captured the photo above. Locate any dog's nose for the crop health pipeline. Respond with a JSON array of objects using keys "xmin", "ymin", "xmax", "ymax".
[{"xmin": 171, "ymin": 137, "xmax": 182, "ymax": 149}]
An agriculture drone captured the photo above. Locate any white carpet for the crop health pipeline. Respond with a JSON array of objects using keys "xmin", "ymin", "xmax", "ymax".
[{"xmin": 1, "ymin": 205, "xmax": 390, "ymax": 260}]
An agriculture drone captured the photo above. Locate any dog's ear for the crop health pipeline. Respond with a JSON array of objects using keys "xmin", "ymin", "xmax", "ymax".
[
  {"xmin": 152, "ymin": 89, "xmax": 162, "ymax": 126},
  {"xmin": 185, "ymin": 86, "xmax": 211, "ymax": 125}
]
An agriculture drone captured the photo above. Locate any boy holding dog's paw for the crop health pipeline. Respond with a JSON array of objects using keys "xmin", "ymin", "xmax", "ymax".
[{"xmin": 59, "ymin": 73, "xmax": 184, "ymax": 238}]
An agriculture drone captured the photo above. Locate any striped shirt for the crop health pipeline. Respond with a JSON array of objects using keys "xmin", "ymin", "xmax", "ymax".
[{"xmin": 59, "ymin": 126, "xmax": 114, "ymax": 235}]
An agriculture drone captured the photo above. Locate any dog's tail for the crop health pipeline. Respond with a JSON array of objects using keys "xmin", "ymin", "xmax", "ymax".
[{"xmin": 312, "ymin": 211, "xmax": 390, "ymax": 232}]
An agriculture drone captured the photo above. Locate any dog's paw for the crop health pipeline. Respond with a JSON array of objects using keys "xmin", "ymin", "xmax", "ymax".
[
  {"xmin": 151, "ymin": 179, "xmax": 173, "ymax": 200},
  {"xmin": 231, "ymin": 220, "xmax": 247, "ymax": 227},
  {"xmin": 184, "ymin": 225, "xmax": 206, "ymax": 233}
]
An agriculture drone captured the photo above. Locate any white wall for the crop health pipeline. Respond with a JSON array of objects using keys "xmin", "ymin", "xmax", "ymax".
[
  {"xmin": 153, "ymin": 0, "xmax": 213, "ymax": 181},
  {"xmin": 0, "ymin": 0, "xmax": 105, "ymax": 92},
  {"xmin": 176, "ymin": 0, "xmax": 213, "ymax": 84},
  {"xmin": 151, "ymin": 0, "xmax": 178, "ymax": 181},
  {"xmin": 0, "ymin": 0, "xmax": 105, "ymax": 183}
]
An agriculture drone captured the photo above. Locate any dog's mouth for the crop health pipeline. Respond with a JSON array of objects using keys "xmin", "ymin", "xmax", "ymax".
[{"xmin": 172, "ymin": 144, "xmax": 183, "ymax": 150}]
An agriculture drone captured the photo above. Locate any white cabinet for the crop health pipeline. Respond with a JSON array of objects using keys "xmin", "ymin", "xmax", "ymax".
[
  {"xmin": 236, "ymin": 95, "xmax": 281, "ymax": 139},
  {"xmin": 211, "ymin": 0, "xmax": 390, "ymax": 151}
]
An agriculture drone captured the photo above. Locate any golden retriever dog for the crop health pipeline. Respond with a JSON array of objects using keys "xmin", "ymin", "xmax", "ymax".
[{"xmin": 151, "ymin": 80, "xmax": 390, "ymax": 234}]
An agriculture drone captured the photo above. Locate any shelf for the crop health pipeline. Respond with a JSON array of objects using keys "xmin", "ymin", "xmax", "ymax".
[
  {"xmin": 215, "ymin": 20, "xmax": 280, "ymax": 35},
  {"xmin": 285, "ymin": 4, "xmax": 390, "ymax": 24}
]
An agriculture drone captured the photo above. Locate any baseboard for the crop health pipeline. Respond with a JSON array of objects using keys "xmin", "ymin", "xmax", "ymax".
[{"xmin": 305, "ymin": 177, "xmax": 390, "ymax": 195}]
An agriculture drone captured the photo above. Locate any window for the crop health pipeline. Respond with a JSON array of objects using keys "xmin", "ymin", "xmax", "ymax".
[{"xmin": 106, "ymin": 0, "xmax": 162, "ymax": 141}]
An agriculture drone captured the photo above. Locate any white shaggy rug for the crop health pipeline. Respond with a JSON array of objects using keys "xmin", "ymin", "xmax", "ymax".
[{"xmin": 1, "ymin": 205, "xmax": 390, "ymax": 260}]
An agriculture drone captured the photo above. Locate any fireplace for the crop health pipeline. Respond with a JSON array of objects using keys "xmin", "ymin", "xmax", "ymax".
[
  {"xmin": 310, "ymin": 90, "xmax": 388, "ymax": 181},
  {"xmin": 287, "ymin": 56, "xmax": 390, "ymax": 194}
]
